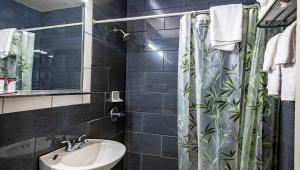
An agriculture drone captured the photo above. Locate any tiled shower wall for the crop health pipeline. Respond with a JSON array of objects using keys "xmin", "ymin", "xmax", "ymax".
[
  {"xmin": 124, "ymin": 0, "xmax": 255, "ymax": 170},
  {"xmin": 0, "ymin": 0, "xmax": 127, "ymax": 169}
]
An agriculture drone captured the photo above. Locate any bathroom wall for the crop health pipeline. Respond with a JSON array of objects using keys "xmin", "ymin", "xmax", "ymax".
[
  {"xmin": 278, "ymin": 102, "xmax": 295, "ymax": 169},
  {"xmin": 124, "ymin": 0, "xmax": 255, "ymax": 170},
  {"xmin": 0, "ymin": 0, "xmax": 127, "ymax": 170}
]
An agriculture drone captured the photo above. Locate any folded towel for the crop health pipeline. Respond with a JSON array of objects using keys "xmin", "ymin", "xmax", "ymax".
[
  {"xmin": 267, "ymin": 65, "xmax": 281, "ymax": 96},
  {"xmin": 210, "ymin": 4, "xmax": 243, "ymax": 51},
  {"xmin": 275, "ymin": 21, "xmax": 297, "ymax": 65},
  {"xmin": 262, "ymin": 33, "xmax": 281, "ymax": 71},
  {"xmin": 281, "ymin": 63, "xmax": 296, "ymax": 101},
  {"xmin": 0, "ymin": 28, "xmax": 16, "ymax": 59}
]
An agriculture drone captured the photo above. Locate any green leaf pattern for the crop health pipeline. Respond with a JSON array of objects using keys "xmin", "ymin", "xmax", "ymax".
[{"xmin": 178, "ymin": 9, "xmax": 279, "ymax": 170}]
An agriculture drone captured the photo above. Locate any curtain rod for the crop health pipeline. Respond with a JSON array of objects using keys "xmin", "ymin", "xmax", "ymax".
[
  {"xmin": 21, "ymin": 4, "xmax": 259, "ymax": 31},
  {"xmin": 93, "ymin": 4, "xmax": 259, "ymax": 24}
]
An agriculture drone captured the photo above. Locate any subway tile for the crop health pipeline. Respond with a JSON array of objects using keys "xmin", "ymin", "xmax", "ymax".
[
  {"xmin": 145, "ymin": 18, "xmax": 165, "ymax": 30},
  {"xmin": 124, "ymin": 152, "xmax": 141, "ymax": 170},
  {"xmin": 165, "ymin": 16, "xmax": 180, "ymax": 29},
  {"xmin": 33, "ymin": 108, "xmax": 68, "ymax": 136},
  {"xmin": 126, "ymin": 92, "xmax": 163, "ymax": 113},
  {"xmin": 126, "ymin": 52, "xmax": 144, "ymax": 72},
  {"xmin": 111, "ymin": 132, "xmax": 125, "ymax": 143},
  {"xmin": 126, "ymin": 132, "xmax": 161, "ymax": 155},
  {"xmin": 143, "ymin": 114, "xmax": 177, "ymax": 135},
  {"xmin": 144, "ymin": 51, "xmax": 164, "ymax": 72},
  {"xmin": 164, "ymin": 51, "xmax": 178, "ymax": 72},
  {"xmin": 52, "ymin": 95, "xmax": 83, "ymax": 107},
  {"xmin": 34, "ymin": 131, "xmax": 65, "ymax": 160},
  {"xmin": 93, "ymin": 40, "xmax": 126, "ymax": 70},
  {"xmin": 3, "ymin": 96, "xmax": 52, "ymax": 113},
  {"xmin": 126, "ymin": 72, "xmax": 144, "ymax": 92},
  {"xmin": 141, "ymin": 154, "xmax": 178, "ymax": 170},
  {"xmin": 127, "ymin": 0, "xmax": 145, "ymax": 12},
  {"xmin": 162, "ymin": 93, "xmax": 177, "ymax": 114},
  {"xmin": 0, "ymin": 111, "xmax": 34, "ymax": 147},
  {"xmin": 127, "ymin": 20, "xmax": 146, "ymax": 32},
  {"xmin": 126, "ymin": 112, "xmax": 143, "ymax": 132},
  {"xmin": 109, "ymin": 69, "xmax": 126, "ymax": 91},
  {"xmin": 144, "ymin": 72, "xmax": 177, "ymax": 93},
  {"xmin": 91, "ymin": 66, "xmax": 109, "ymax": 92},
  {"xmin": 145, "ymin": 0, "xmax": 185, "ymax": 10},
  {"xmin": 162, "ymin": 136, "xmax": 178, "ymax": 158},
  {"xmin": 89, "ymin": 93, "xmax": 106, "ymax": 115},
  {"xmin": 127, "ymin": 32, "xmax": 144, "ymax": 52},
  {"xmin": 143, "ymin": 29, "xmax": 179, "ymax": 51},
  {"xmin": 64, "ymin": 122, "xmax": 90, "ymax": 140},
  {"xmin": 0, "ymin": 138, "xmax": 35, "ymax": 170},
  {"xmin": 89, "ymin": 116, "xmax": 124, "ymax": 139},
  {"xmin": 67, "ymin": 102, "xmax": 104, "ymax": 125}
]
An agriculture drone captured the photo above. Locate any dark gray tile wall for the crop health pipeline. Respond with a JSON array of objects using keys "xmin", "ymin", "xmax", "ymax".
[
  {"xmin": 0, "ymin": 0, "xmax": 127, "ymax": 170},
  {"xmin": 278, "ymin": 102, "xmax": 295, "ymax": 170},
  {"xmin": 125, "ymin": 0, "xmax": 255, "ymax": 170}
]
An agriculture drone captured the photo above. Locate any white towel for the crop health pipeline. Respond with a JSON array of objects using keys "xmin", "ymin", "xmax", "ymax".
[
  {"xmin": 275, "ymin": 21, "xmax": 297, "ymax": 65},
  {"xmin": 281, "ymin": 63, "xmax": 296, "ymax": 101},
  {"xmin": 0, "ymin": 28, "xmax": 16, "ymax": 59},
  {"xmin": 262, "ymin": 33, "xmax": 281, "ymax": 71},
  {"xmin": 267, "ymin": 65, "xmax": 281, "ymax": 96},
  {"xmin": 210, "ymin": 4, "xmax": 243, "ymax": 51}
]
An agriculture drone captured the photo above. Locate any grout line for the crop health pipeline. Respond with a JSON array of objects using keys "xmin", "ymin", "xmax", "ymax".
[
  {"xmin": 126, "ymin": 131, "xmax": 177, "ymax": 138},
  {"xmin": 160, "ymin": 135, "xmax": 163, "ymax": 156},
  {"xmin": 50, "ymin": 96, "xmax": 53, "ymax": 108},
  {"xmin": 1, "ymin": 98, "xmax": 4, "ymax": 114},
  {"xmin": 125, "ymin": 111, "xmax": 177, "ymax": 116},
  {"xmin": 140, "ymin": 152, "xmax": 143, "ymax": 170},
  {"xmin": 126, "ymin": 151, "xmax": 178, "ymax": 160}
]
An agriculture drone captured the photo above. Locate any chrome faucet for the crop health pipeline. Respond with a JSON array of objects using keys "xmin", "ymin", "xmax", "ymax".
[{"xmin": 62, "ymin": 135, "xmax": 88, "ymax": 152}]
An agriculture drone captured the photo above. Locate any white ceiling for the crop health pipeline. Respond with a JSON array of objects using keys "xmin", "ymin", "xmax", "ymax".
[{"xmin": 14, "ymin": 0, "xmax": 83, "ymax": 12}]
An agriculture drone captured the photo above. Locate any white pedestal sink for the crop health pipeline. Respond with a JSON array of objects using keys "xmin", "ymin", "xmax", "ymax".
[{"xmin": 39, "ymin": 139, "xmax": 126, "ymax": 170}]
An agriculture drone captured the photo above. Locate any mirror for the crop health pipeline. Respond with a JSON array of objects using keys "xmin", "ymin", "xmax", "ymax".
[{"xmin": 0, "ymin": 0, "xmax": 84, "ymax": 95}]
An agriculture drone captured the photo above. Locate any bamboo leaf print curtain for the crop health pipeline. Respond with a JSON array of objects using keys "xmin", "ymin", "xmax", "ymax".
[{"xmin": 178, "ymin": 9, "xmax": 279, "ymax": 170}]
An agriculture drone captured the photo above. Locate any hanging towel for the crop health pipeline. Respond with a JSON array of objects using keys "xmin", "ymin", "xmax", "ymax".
[
  {"xmin": 262, "ymin": 33, "xmax": 281, "ymax": 71},
  {"xmin": 281, "ymin": 63, "xmax": 296, "ymax": 101},
  {"xmin": 256, "ymin": 0, "xmax": 277, "ymax": 19},
  {"xmin": 275, "ymin": 21, "xmax": 297, "ymax": 65},
  {"xmin": 0, "ymin": 28, "xmax": 16, "ymax": 59},
  {"xmin": 210, "ymin": 4, "xmax": 243, "ymax": 51},
  {"xmin": 267, "ymin": 65, "xmax": 281, "ymax": 96}
]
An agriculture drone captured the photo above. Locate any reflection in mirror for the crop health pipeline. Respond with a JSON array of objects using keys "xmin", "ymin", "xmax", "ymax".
[{"xmin": 0, "ymin": 0, "xmax": 84, "ymax": 94}]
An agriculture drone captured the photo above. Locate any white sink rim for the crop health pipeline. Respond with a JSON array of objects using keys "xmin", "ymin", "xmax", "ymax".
[{"xmin": 39, "ymin": 139, "xmax": 126, "ymax": 170}]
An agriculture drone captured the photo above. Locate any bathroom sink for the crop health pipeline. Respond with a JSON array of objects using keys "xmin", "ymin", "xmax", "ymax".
[{"xmin": 39, "ymin": 139, "xmax": 126, "ymax": 170}]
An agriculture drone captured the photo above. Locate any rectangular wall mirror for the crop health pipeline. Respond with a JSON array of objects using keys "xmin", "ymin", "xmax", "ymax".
[{"xmin": 0, "ymin": 0, "xmax": 86, "ymax": 96}]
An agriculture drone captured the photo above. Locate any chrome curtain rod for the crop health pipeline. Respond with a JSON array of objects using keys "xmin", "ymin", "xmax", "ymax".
[
  {"xmin": 21, "ymin": 4, "xmax": 259, "ymax": 31},
  {"xmin": 93, "ymin": 4, "xmax": 259, "ymax": 24}
]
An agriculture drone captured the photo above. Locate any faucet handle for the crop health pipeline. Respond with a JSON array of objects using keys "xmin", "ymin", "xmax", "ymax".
[
  {"xmin": 78, "ymin": 135, "xmax": 86, "ymax": 141},
  {"xmin": 62, "ymin": 140, "xmax": 72, "ymax": 151},
  {"xmin": 78, "ymin": 135, "xmax": 88, "ymax": 144}
]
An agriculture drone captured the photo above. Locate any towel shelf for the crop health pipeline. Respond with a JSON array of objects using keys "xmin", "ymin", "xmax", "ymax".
[{"xmin": 257, "ymin": 0, "xmax": 297, "ymax": 28}]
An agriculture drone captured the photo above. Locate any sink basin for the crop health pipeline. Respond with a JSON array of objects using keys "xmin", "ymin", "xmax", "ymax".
[{"xmin": 39, "ymin": 139, "xmax": 126, "ymax": 170}]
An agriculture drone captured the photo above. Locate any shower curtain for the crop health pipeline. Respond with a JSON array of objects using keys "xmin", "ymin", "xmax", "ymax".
[
  {"xmin": 0, "ymin": 31, "xmax": 35, "ymax": 90},
  {"xmin": 178, "ymin": 9, "xmax": 279, "ymax": 170}
]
